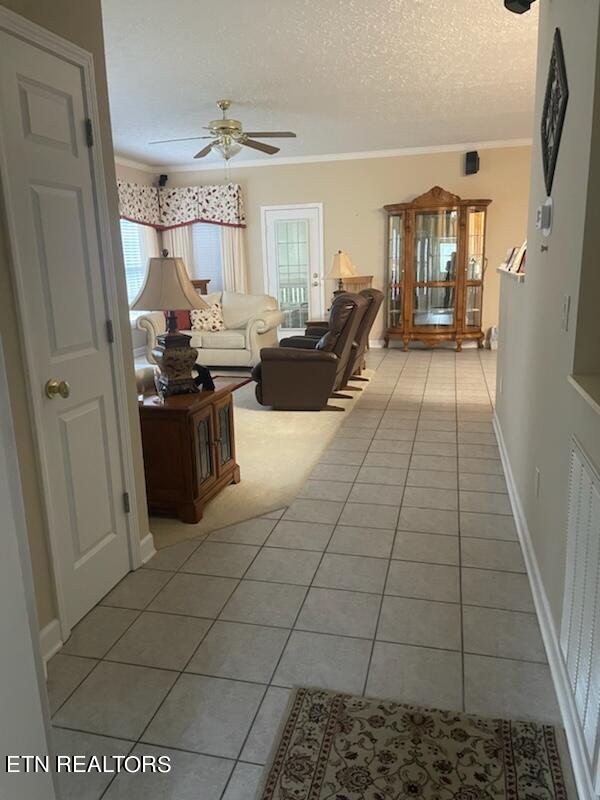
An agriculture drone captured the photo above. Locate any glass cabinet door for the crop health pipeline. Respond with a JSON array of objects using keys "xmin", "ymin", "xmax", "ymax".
[
  {"xmin": 194, "ymin": 406, "xmax": 216, "ymax": 491},
  {"xmin": 465, "ymin": 207, "xmax": 487, "ymax": 329},
  {"xmin": 413, "ymin": 209, "xmax": 458, "ymax": 328},
  {"xmin": 214, "ymin": 397, "xmax": 235, "ymax": 475},
  {"xmin": 387, "ymin": 214, "xmax": 403, "ymax": 330}
]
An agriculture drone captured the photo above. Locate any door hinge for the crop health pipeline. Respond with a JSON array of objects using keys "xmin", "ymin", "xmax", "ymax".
[
  {"xmin": 123, "ymin": 492, "xmax": 131, "ymax": 513},
  {"xmin": 106, "ymin": 319, "xmax": 115, "ymax": 343},
  {"xmin": 85, "ymin": 118, "xmax": 94, "ymax": 147}
]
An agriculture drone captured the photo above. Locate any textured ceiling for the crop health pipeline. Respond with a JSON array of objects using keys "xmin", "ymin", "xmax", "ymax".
[{"xmin": 101, "ymin": 0, "xmax": 539, "ymax": 167}]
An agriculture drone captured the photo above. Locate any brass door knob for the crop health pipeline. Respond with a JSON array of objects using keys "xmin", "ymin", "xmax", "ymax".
[{"xmin": 45, "ymin": 379, "xmax": 71, "ymax": 399}]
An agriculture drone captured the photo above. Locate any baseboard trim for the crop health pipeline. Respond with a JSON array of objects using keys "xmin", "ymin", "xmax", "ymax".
[
  {"xmin": 140, "ymin": 531, "xmax": 156, "ymax": 564},
  {"xmin": 39, "ymin": 618, "xmax": 62, "ymax": 675},
  {"xmin": 493, "ymin": 411, "xmax": 596, "ymax": 800},
  {"xmin": 369, "ymin": 339, "xmax": 386, "ymax": 349}
]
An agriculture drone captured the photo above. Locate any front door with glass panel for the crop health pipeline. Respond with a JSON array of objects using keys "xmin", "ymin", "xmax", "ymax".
[{"xmin": 263, "ymin": 205, "xmax": 323, "ymax": 336}]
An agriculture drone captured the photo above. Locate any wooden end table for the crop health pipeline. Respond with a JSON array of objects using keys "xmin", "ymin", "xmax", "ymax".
[{"xmin": 138, "ymin": 377, "xmax": 250, "ymax": 523}]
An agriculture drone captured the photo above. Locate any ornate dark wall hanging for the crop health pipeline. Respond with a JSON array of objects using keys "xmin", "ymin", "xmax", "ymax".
[{"xmin": 541, "ymin": 28, "xmax": 569, "ymax": 196}]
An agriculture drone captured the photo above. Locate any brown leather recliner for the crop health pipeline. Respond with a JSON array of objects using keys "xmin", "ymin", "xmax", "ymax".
[
  {"xmin": 281, "ymin": 288, "xmax": 384, "ymax": 386},
  {"xmin": 251, "ymin": 292, "xmax": 368, "ymax": 410}
]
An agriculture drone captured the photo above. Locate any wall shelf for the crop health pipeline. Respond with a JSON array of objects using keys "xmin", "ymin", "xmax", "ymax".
[
  {"xmin": 569, "ymin": 374, "xmax": 600, "ymax": 416},
  {"xmin": 497, "ymin": 266, "xmax": 526, "ymax": 283}
]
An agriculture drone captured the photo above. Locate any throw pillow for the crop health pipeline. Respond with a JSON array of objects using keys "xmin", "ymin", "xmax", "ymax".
[{"xmin": 190, "ymin": 302, "xmax": 226, "ymax": 332}]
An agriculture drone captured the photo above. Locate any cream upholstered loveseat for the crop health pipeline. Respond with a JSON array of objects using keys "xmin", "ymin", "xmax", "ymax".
[{"xmin": 137, "ymin": 291, "xmax": 284, "ymax": 368}]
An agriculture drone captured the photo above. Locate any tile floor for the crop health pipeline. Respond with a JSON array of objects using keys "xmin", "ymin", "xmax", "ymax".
[{"xmin": 47, "ymin": 348, "xmax": 563, "ymax": 800}]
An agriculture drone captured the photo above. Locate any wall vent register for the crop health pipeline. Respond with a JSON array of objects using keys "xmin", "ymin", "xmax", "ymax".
[{"xmin": 560, "ymin": 437, "xmax": 600, "ymax": 793}]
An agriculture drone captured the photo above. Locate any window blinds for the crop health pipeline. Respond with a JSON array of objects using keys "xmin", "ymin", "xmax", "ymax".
[
  {"xmin": 119, "ymin": 219, "xmax": 147, "ymax": 304},
  {"xmin": 192, "ymin": 223, "xmax": 223, "ymax": 292}
]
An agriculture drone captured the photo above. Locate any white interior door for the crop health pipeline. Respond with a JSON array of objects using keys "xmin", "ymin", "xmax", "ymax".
[
  {"xmin": 0, "ymin": 30, "xmax": 132, "ymax": 631},
  {"xmin": 263, "ymin": 205, "xmax": 324, "ymax": 335},
  {"xmin": 0, "ymin": 337, "xmax": 57, "ymax": 799}
]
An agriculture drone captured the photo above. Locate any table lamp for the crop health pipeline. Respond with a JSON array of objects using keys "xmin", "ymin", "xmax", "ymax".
[
  {"xmin": 326, "ymin": 250, "xmax": 355, "ymax": 294},
  {"xmin": 131, "ymin": 250, "xmax": 208, "ymax": 397}
]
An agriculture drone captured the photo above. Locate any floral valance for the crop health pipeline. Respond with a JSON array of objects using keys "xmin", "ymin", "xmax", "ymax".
[{"xmin": 117, "ymin": 181, "xmax": 246, "ymax": 229}]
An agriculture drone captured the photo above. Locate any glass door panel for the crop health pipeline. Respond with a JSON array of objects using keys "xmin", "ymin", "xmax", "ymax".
[
  {"xmin": 413, "ymin": 286, "xmax": 455, "ymax": 327},
  {"xmin": 217, "ymin": 402, "xmax": 233, "ymax": 467},
  {"xmin": 388, "ymin": 215, "xmax": 403, "ymax": 284},
  {"xmin": 194, "ymin": 407, "xmax": 216, "ymax": 491},
  {"xmin": 388, "ymin": 286, "xmax": 403, "ymax": 330},
  {"xmin": 467, "ymin": 209, "xmax": 486, "ymax": 280},
  {"xmin": 413, "ymin": 208, "xmax": 457, "ymax": 329},
  {"xmin": 275, "ymin": 219, "xmax": 309, "ymax": 330},
  {"xmin": 414, "ymin": 210, "xmax": 458, "ymax": 282},
  {"xmin": 214, "ymin": 397, "xmax": 235, "ymax": 476},
  {"xmin": 465, "ymin": 286, "xmax": 482, "ymax": 328},
  {"xmin": 264, "ymin": 206, "xmax": 323, "ymax": 336},
  {"xmin": 387, "ymin": 214, "xmax": 403, "ymax": 330}
]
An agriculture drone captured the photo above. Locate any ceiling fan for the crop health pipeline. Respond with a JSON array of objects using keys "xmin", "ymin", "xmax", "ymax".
[{"xmin": 149, "ymin": 99, "xmax": 296, "ymax": 160}]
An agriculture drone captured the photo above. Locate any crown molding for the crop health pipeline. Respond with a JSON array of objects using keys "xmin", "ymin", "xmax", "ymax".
[
  {"xmin": 114, "ymin": 155, "xmax": 158, "ymax": 173},
  {"xmin": 115, "ymin": 137, "xmax": 533, "ymax": 175}
]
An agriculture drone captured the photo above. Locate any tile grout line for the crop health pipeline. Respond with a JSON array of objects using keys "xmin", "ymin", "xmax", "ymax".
[
  {"xmin": 362, "ymin": 349, "xmax": 428, "ymax": 696},
  {"xmin": 94, "ymin": 542, "xmax": 250, "ymax": 799},
  {"xmin": 455, "ymin": 350, "xmax": 466, "ymax": 713},
  {"xmin": 128, "ymin": 519, "xmax": 291, "ymax": 799}
]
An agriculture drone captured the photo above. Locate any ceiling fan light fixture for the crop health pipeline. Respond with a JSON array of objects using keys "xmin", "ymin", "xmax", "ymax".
[
  {"xmin": 150, "ymin": 101, "xmax": 296, "ymax": 160},
  {"xmin": 214, "ymin": 140, "xmax": 242, "ymax": 160}
]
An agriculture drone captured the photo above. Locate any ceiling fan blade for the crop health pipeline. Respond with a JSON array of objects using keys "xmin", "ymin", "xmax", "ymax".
[
  {"xmin": 149, "ymin": 135, "xmax": 212, "ymax": 144},
  {"xmin": 242, "ymin": 138, "xmax": 280, "ymax": 155},
  {"xmin": 244, "ymin": 131, "xmax": 296, "ymax": 138},
  {"xmin": 194, "ymin": 142, "xmax": 216, "ymax": 159}
]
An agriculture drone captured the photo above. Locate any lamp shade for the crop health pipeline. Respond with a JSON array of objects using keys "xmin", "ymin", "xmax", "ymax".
[
  {"xmin": 326, "ymin": 250, "xmax": 354, "ymax": 280},
  {"xmin": 130, "ymin": 255, "xmax": 208, "ymax": 311}
]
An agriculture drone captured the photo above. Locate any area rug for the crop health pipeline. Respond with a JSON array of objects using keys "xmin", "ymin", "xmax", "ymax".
[
  {"xmin": 260, "ymin": 688, "xmax": 569, "ymax": 800},
  {"xmin": 150, "ymin": 373, "xmax": 370, "ymax": 548}
]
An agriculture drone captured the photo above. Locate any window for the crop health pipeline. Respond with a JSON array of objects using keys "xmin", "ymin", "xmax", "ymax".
[
  {"xmin": 192, "ymin": 223, "xmax": 223, "ymax": 292},
  {"xmin": 119, "ymin": 219, "xmax": 147, "ymax": 304}
]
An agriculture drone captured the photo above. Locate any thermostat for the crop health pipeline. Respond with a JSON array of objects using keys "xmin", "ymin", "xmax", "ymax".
[{"xmin": 536, "ymin": 197, "xmax": 553, "ymax": 237}]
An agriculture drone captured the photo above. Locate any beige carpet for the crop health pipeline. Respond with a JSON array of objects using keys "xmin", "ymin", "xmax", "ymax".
[
  {"xmin": 150, "ymin": 374, "xmax": 370, "ymax": 549},
  {"xmin": 260, "ymin": 688, "xmax": 573, "ymax": 800}
]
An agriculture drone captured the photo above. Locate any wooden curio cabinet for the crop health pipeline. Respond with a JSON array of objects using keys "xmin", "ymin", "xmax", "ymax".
[{"xmin": 384, "ymin": 186, "xmax": 491, "ymax": 351}]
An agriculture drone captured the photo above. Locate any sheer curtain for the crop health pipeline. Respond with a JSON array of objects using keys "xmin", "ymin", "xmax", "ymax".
[
  {"xmin": 220, "ymin": 226, "xmax": 248, "ymax": 293},
  {"xmin": 162, "ymin": 226, "xmax": 194, "ymax": 276},
  {"xmin": 142, "ymin": 224, "xmax": 160, "ymax": 261}
]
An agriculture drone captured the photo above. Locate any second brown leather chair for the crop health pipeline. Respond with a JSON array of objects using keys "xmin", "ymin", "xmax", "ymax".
[
  {"xmin": 251, "ymin": 292, "xmax": 367, "ymax": 410},
  {"xmin": 281, "ymin": 288, "xmax": 384, "ymax": 387}
]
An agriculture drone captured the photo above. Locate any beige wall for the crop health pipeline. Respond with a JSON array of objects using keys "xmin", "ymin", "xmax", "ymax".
[
  {"xmin": 117, "ymin": 145, "xmax": 531, "ymax": 340},
  {"xmin": 0, "ymin": 0, "xmax": 149, "ymax": 630},
  {"xmin": 497, "ymin": 0, "xmax": 600, "ymax": 632}
]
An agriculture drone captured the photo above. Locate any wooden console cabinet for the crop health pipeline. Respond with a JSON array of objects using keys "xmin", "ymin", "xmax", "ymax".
[{"xmin": 139, "ymin": 378, "xmax": 248, "ymax": 523}]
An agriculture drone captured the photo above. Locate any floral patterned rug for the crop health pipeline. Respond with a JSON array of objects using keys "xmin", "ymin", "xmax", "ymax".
[{"xmin": 259, "ymin": 688, "xmax": 569, "ymax": 800}]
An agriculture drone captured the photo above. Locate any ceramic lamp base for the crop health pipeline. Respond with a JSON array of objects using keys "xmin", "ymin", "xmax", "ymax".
[{"xmin": 153, "ymin": 331, "xmax": 199, "ymax": 396}]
